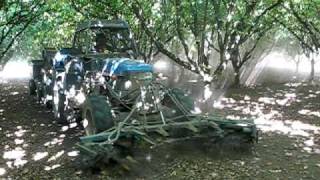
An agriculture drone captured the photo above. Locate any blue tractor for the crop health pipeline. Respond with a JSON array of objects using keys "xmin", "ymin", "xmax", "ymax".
[
  {"xmin": 29, "ymin": 48, "xmax": 56, "ymax": 108},
  {"xmin": 50, "ymin": 20, "xmax": 258, "ymax": 166}
]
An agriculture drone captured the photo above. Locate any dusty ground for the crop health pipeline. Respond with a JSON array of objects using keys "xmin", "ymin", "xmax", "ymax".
[{"xmin": 0, "ymin": 79, "xmax": 320, "ymax": 179}]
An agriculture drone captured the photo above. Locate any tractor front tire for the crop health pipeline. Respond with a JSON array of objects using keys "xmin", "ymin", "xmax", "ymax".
[
  {"xmin": 29, "ymin": 79, "xmax": 36, "ymax": 95},
  {"xmin": 53, "ymin": 93, "xmax": 67, "ymax": 124},
  {"xmin": 36, "ymin": 85, "xmax": 44, "ymax": 103},
  {"xmin": 82, "ymin": 95, "xmax": 114, "ymax": 136}
]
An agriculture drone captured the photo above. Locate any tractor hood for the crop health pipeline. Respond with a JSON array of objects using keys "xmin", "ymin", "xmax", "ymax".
[{"xmin": 102, "ymin": 58, "xmax": 153, "ymax": 76}]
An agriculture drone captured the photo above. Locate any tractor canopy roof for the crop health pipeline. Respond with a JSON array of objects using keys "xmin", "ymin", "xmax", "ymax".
[{"xmin": 76, "ymin": 19, "xmax": 129, "ymax": 32}]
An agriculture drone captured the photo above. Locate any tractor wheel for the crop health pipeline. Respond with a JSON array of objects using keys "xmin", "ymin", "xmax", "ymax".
[
  {"xmin": 29, "ymin": 79, "xmax": 36, "ymax": 95},
  {"xmin": 36, "ymin": 85, "xmax": 44, "ymax": 103},
  {"xmin": 162, "ymin": 88, "xmax": 195, "ymax": 116},
  {"xmin": 43, "ymin": 83, "xmax": 53, "ymax": 109},
  {"xmin": 82, "ymin": 95, "xmax": 114, "ymax": 136},
  {"xmin": 53, "ymin": 93, "xmax": 67, "ymax": 124}
]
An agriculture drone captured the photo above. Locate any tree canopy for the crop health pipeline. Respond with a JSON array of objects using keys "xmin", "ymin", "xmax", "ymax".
[{"xmin": 0, "ymin": 0, "xmax": 319, "ymax": 86}]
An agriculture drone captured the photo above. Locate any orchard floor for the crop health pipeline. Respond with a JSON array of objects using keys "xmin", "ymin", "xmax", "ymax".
[{"xmin": 0, "ymin": 79, "xmax": 320, "ymax": 179}]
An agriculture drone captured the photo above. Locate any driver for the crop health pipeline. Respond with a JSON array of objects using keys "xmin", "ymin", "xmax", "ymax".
[{"xmin": 95, "ymin": 33, "xmax": 107, "ymax": 53}]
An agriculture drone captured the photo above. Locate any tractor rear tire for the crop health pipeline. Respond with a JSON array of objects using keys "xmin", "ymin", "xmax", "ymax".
[
  {"xmin": 29, "ymin": 79, "xmax": 36, "ymax": 95},
  {"xmin": 82, "ymin": 95, "xmax": 114, "ymax": 136}
]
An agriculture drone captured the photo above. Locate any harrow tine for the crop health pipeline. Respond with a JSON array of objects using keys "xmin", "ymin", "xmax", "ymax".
[
  {"xmin": 140, "ymin": 136, "xmax": 156, "ymax": 145},
  {"xmin": 126, "ymin": 155, "xmax": 138, "ymax": 164},
  {"xmin": 186, "ymin": 123, "xmax": 198, "ymax": 133},
  {"xmin": 155, "ymin": 127, "xmax": 169, "ymax": 137},
  {"xmin": 115, "ymin": 155, "xmax": 139, "ymax": 171}
]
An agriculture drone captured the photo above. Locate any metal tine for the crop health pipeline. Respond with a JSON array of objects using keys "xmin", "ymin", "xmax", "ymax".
[
  {"xmin": 155, "ymin": 127, "xmax": 169, "ymax": 137},
  {"xmin": 186, "ymin": 123, "xmax": 199, "ymax": 133}
]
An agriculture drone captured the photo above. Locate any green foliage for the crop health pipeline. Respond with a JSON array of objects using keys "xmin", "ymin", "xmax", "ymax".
[{"xmin": 0, "ymin": 0, "xmax": 319, "ymax": 85}]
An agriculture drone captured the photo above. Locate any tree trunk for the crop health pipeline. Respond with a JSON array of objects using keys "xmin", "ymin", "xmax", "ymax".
[
  {"xmin": 230, "ymin": 47, "xmax": 241, "ymax": 87},
  {"xmin": 233, "ymin": 69, "xmax": 241, "ymax": 87},
  {"xmin": 310, "ymin": 57, "xmax": 315, "ymax": 82},
  {"xmin": 295, "ymin": 59, "xmax": 300, "ymax": 74}
]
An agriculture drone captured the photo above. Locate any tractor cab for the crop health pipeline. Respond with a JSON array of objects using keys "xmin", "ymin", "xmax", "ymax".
[{"xmin": 72, "ymin": 20, "xmax": 137, "ymax": 59}]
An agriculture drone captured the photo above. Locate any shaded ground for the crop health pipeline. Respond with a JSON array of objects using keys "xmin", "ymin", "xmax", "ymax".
[{"xmin": 0, "ymin": 79, "xmax": 320, "ymax": 179}]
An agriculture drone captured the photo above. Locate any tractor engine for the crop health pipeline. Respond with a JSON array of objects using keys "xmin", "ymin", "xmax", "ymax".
[{"xmin": 100, "ymin": 58, "xmax": 155, "ymax": 109}]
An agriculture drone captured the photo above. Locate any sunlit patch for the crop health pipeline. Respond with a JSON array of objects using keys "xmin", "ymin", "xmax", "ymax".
[
  {"xmin": 136, "ymin": 102, "xmax": 143, "ymax": 108},
  {"xmin": 253, "ymin": 108, "xmax": 320, "ymax": 137},
  {"xmin": 314, "ymin": 149, "xmax": 320, "ymax": 154},
  {"xmin": 221, "ymin": 97, "xmax": 236, "ymax": 104},
  {"xmin": 258, "ymin": 97, "xmax": 275, "ymax": 104},
  {"xmin": 203, "ymin": 85, "xmax": 212, "ymax": 101},
  {"xmin": 298, "ymin": 109, "xmax": 310, "ymax": 115},
  {"xmin": 308, "ymin": 94, "xmax": 316, "ymax": 98},
  {"xmin": 153, "ymin": 61, "xmax": 167, "ymax": 70},
  {"xmin": 298, "ymin": 109, "xmax": 320, "ymax": 117},
  {"xmin": 44, "ymin": 164, "xmax": 61, "ymax": 171},
  {"xmin": 69, "ymin": 122, "xmax": 77, "ymax": 129},
  {"xmin": 33, "ymin": 152, "xmax": 48, "ymax": 161},
  {"xmin": 14, "ymin": 139, "xmax": 24, "ymax": 145},
  {"xmin": 304, "ymin": 139, "xmax": 314, "ymax": 147},
  {"xmin": 244, "ymin": 95, "xmax": 251, "ymax": 101},
  {"xmin": 5, "ymin": 133, "xmax": 13, "ymax": 137},
  {"xmin": 285, "ymin": 93, "xmax": 296, "ymax": 98},
  {"xmin": 145, "ymin": 154, "xmax": 152, "ymax": 162},
  {"xmin": 191, "ymin": 107, "xmax": 202, "ymax": 114},
  {"xmin": 3, "ymin": 147, "xmax": 27, "ymax": 167},
  {"xmin": 6, "ymin": 161, "xmax": 12, "ymax": 169},
  {"xmin": 61, "ymin": 126, "xmax": 69, "ymax": 132},
  {"xmin": 14, "ymin": 129, "xmax": 26, "ymax": 137},
  {"xmin": 44, "ymin": 137, "xmax": 64, "ymax": 147},
  {"xmin": 124, "ymin": 80, "xmax": 132, "ymax": 89},
  {"xmin": 285, "ymin": 82, "xmax": 302, "ymax": 87},
  {"xmin": 47, "ymin": 132, "xmax": 57, "ymax": 135},
  {"xmin": 3, "ymin": 148, "xmax": 25, "ymax": 160},
  {"xmin": 157, "ymin": 73, "xmax": 168, "ymax": 80},
  {"xmin": 276, "ymin": 98, "xmax": 289, "ymax": 106},
  {"xmin": 10, "ymin": 92, "xmax": 19, "ymax": 95},
  {"xmin": 226, "ymin": 115, "xmax": 241, "ymax": 120},
  {"xmin": 0, "ymin": 168, "xmax": 6, "ymax": 176},
  {"xmin": 22, "ymin": 143, "xmax": 29, "ymax": 148},
  {"xmin": 217, "ymin": 86, "xmax": 320, "ymax": 154},
  {"xmin": 75, "ymin": 92, "xmax": 86, "ymax": 104},
  {"xmin": 48, "ymin": 150, "xmax": 64, "ymax": 162},
  {"xmin": 303, "ymin": 147, "xmax": 312, "ymax": 153},
  {"xmin": 83, "ymin": 119, "xmax": 88, "ymax": 128},
  {"xmin": 212, "ymin": 101, "xmax": 224, "ymax": 109},
  {"xmin": 67, "ymin": 151, "xmax": 79, "ymax": 157},
  {"xmin": 0, "ymin": 60, "xmax": 32, "ymax": 79}
]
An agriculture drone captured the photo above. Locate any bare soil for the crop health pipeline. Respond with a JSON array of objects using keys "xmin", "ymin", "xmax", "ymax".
[{"xmin": 0, "ymin": 79, "xmax": 320, "ymax": 179}]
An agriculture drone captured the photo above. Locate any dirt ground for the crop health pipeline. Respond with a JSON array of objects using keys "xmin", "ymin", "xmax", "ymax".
[{"xmin": 0, "ymin": 79, "xmax": 320, "ymax": 179}]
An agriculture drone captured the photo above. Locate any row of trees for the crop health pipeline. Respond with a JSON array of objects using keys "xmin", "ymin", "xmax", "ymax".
[{"xmin": 0, "ymin": 0, "xmax": 319, "ymax": 86}]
